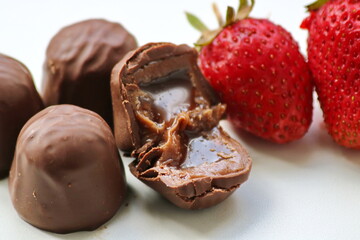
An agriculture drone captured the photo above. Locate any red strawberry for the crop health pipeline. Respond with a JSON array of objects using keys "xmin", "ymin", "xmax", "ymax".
[
  {"xmin": 187, "ymin": 1, "xmax": 313, "ymax": 143},
  {"xmin": 301, "ymin": 0, "xmax": 360, "ymax": 148}
]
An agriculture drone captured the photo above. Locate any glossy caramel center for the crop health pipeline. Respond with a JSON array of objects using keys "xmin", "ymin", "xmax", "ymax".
[
  {"xmin": 140, "ymin": 70, "xmax": 194, "ymax": 122},
  {"xmin": 181, "ymin": 128, "xmax": 235, "ymax": 168}
]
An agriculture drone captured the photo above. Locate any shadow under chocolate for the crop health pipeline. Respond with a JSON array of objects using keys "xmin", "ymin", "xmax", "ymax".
[{"xmin": 142, "ymin": 180, "xmax": 271, "ymax": 238}]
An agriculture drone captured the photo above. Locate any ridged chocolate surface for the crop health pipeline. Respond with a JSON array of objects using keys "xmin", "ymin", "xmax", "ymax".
[
  {"xmin": 0, "ymin": 54, "xmax": 43, "ymax": 178},
  {"xmin": 42, "ymin": 19, "xmax": 137, "ymax": 128},
  {"xmin": 9, "ymin": 105, "xmax": 126, "ymax": 233}
]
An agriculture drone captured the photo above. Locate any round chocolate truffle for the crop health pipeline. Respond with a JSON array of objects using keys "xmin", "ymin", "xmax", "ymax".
[
  {"xmin": 42, "ymin": 19, "xmax": 137, "ymax": 129},
  {"xmin": 9, "ymin": 105, "xmax": 126, "ymax": 234},
  {"xmin": 0, "ymin": 54, "xmax": 43, "ymax": 179}
]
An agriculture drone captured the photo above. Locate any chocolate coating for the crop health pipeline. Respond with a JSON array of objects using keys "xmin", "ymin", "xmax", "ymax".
[
  {"xmin": 0, "ymin": 54, "xmax": 43, "ymax": 179},
  {"xmin": 42, "ymin": 19, "xmax": 137, "ymax": 128},
  {"xmin": 111, "ymin": 42, "xmax": 252, "ymax": 209},
  {"xmin": 9, "ymin": 105, "xmax": 126, "ymax": 233}
]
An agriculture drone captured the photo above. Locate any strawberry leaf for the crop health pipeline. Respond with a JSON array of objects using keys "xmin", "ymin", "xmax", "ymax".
[
  {"xmin": 225, "ymin": 6, "xmax": 236, "ymax": 26},
  {"xmin": 236, "ymin": 0, "xmax": 255, "ymax": 20},
  {"xmin": 195, "ymin": 29, "xmax": 221, "ymax": 47},
  {"xmin": 306, "ymin": 0, "xmax": 329, "ymax": 11},
  {"xmin": 212, "ymin": 3, "xmax": 224, "ymax": 27},
  {"xmin": 185, "ymin": 12, "xmax": 209, "ymax": 32},
  {"xmin": 186, "ymin": 0, "xmax": 256, "ymax": 48}
]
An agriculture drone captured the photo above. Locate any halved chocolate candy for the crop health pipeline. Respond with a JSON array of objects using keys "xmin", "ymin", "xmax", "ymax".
[{"xmin": 111, "ymin": 42, "xmax": 251, "ymax": 209}]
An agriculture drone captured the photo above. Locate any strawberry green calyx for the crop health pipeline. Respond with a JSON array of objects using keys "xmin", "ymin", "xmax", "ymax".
[
  {"xmin": 186, "ymin": 0, "xmax": 255, "ymax": 47},
  {"xmin": 185, "ymin": 12, "xmax": 221, "ymax": 47},
  {"xmin": 306, "ymin": 0, "xmax": 330, "ymax": 11},
  {"xmin": 212, "ymin": 3, "xmax": 224, "ymax": 27},
  {"xmin": 185, "ymin": 12, "xmax": 209, "ymax": 32},
  {"xmin": 225, "ymin": 6, "xmax": 236, "ymax": 27},
  {"xmin": 236, "ymin": 0, "xmax": 255, "ymax": 20},
  {"xmin": 302, "ymin": 0, "xmax": 330, "ymax": 29}
]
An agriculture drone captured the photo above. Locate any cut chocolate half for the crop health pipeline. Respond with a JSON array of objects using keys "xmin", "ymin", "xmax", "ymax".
[{"xmin": 111, "ymin": 42, "xmax": 252, "ymax": 209}]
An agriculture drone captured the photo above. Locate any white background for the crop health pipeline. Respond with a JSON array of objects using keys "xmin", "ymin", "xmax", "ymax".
[{"xmin": 1, "ymin": 0, "xmax": 360, "ymax": 239}]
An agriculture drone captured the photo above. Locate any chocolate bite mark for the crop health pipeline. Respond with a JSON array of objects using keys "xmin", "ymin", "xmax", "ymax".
[{"xmin": 111, "ymin": 42, "xmax": 251, "ymax": 209}]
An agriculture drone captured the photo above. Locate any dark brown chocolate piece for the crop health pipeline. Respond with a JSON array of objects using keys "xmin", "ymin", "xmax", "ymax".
[
  {"xmin": 111, "ymin": 42, "xmax": 252, "ymax": 209},
  {"xmin": 42, "ymin": 19, "xmax": 137, "ymax": 129},
  {"xmin": 0, "ymin": 54, "xmax": 43, "ymax": 179},
  {"xmin": 9, "ymin": 105, "xmax": 126, "ymax": 234}
]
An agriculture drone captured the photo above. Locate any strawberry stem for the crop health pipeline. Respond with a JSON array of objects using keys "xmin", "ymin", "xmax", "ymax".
[{"xmin": 306, "ymin": 0, "xmax": 329, "ymax": 11}]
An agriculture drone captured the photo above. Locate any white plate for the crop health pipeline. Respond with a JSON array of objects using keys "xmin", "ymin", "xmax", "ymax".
[{"xmin": 1, "ymin": 0, "xmax": 360, "ymax": 239}]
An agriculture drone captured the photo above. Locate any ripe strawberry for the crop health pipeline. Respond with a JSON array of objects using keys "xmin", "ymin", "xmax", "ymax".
[
  {"xmin": 187, "ymin": 1, "xmax": 313, "ymax": 143},
  {"xmin": 301, "ymin": 0, "xmax": 360, "ymax": 148}
]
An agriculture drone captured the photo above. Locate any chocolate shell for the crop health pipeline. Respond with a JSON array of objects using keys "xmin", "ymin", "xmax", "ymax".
[
  {"xmin": 9, "ymin": 105, "xmax": 126, "ymax": 234},
  {"xmin": 42, "ymin": 19, "xmax": 137, "ymax": 128},
  {"xmin": 111, "ymin": 42, "xmax": 252, "ymax": 209},
  {"xmin": 0, "ymin": 54, "xmax": 43, "ymax": 179}
]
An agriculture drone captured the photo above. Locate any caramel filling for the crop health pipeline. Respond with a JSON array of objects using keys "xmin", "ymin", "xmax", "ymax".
[
  {"xmin": 140, "ymin": 70, "xmax": 194, "ymax": 122},
  {"xmin": 133, "ymin": 69, "xmax": 225, "ymax": 170},
  {"xmin": 182, "ymin": 129, "xmax": 235, "ymax": 168}
]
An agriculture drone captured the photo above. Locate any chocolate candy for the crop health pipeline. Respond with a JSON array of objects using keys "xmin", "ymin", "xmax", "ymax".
[
  {"xmin": 111, "ymin": 42, "xmax": 252, "ymax": 209},
  {"xmin": 9, "ymin": 105, "xmax": 126, "ymax": 233},
  {"xmin": 42, "ymin": 19, "xmax": 137, "ymax": 129},
  {"xmin": 0, "ymin": 54, "xmax": 43, "ymax": 179}
]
